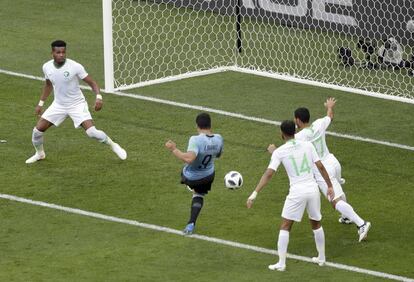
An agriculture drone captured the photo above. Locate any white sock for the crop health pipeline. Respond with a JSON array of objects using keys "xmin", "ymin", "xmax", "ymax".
[
  {"xmin": 335, "ymin": 200, "xmax": 364, "ymax": 227},
  {"xmin": 104, "ymin": 136, "xmax": 114, "ymax": 146},
  {"xmin": 32, "ymin": 127, "xmax": 44, "ymax": 154},
  {"xmin": 313, "ymin": 227, "xmax": 325, "ymax": 261},
  {"xmin": 277, "ymin": 230, "xmax": 289, "ymax": 266},
  {"xmin": 86, "ymin": 126, "xmax": 111, "ymax": 144},
  {"xmin": 339, "ymin": 194, "xmax": 347, "ymax": 218}
]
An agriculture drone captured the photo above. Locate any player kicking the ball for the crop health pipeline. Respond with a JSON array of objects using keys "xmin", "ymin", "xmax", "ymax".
[
  {"xmin": 247, "ymin": 120, "xmax": 334, "ymax": 271},
  {"xmin": 165, "ymin": 113, "xmax": 223, "ymax": 235},
  {"xmin": 25, "ymin": 40, "xmax": 126, "ymax": 164},
  {"xmin": 293, "ymin": 98, "xmax": 370, "ymax": 242}
]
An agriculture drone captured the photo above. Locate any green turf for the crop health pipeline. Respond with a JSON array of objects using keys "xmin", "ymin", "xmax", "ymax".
[
  {"xmin": 0, "ymin": 201, "xmax": 387, "ymax": 282},
  {"xmin": 132, "ymin": 71, "xmax": 414, "ymax": 147},
  {"xmin": 0, "ymin": 74, "xmax": 413, "ymax": 281},
  {"xmin": 0, "ymin": 0, "xmax": 414, "ymax": 281}
]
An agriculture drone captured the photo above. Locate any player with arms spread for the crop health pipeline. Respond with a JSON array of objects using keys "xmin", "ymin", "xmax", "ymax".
[
  {"xmin": 247, "ymin": 120, "xmax": 334, "ymax": 271},
  {"xmin": 25, "ymin": 40, "xmax": 126, "ymax": 164},
  {"xmin": 293, "ymin": 98, "xmax": 370, "ymax": 242},
  {"xmin": 165, "ymin": 113, "xmax": 223, "ymax": 235}
]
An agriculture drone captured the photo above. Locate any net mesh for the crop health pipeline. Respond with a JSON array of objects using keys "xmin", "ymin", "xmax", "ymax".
[{"xmin": 110, "ymin": 0, "xmax": 414, "ymax": 100}]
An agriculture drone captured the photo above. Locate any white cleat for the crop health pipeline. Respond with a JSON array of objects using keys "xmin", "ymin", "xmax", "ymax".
[
  {"xmin": 25, "ymin": 152, "xmax": 46, "ymax": 164},
  {"xmin": 339, "ymin": 178, "xmax": 346, "ymax": 185},
  {"xmin": 268, "ymin": 262, "xmax": 286, "ymax": 272},
  {"xmin": 358, "ymin": 221, "xmax": 371, "ymax": 242},
  {"xmin": 311, "ymin": 257, "xmax": 326, "ymax": 266},
  {"xmin": 112, "ymin": 143, "xmax": 127, "ymax": 160}
]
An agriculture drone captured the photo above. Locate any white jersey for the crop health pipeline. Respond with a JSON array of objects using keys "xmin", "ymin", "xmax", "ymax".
[
  {"xmin": 268, "ymin": 139, "xmax": 320, "ymax": 194},
  {"xmin": 42, "ymin": 59, "xmax": 88, "ymax": 106},
  {"xmin": 295, "ymin": 116, "xmax": 331, "ymax": 160}
]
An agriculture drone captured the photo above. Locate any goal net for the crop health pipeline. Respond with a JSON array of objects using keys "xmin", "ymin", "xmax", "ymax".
[{"xmin": 103, "ymin": 0, "xmax": 414, "ymax": 102}]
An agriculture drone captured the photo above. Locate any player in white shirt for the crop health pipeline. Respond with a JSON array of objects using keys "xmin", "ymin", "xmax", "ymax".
[
  {"xmin": 293, "ymin": 98, "xmax": 370, "ymax": 242},
  {"xmin": 25, "ymin": 40, "xmax": 126, "ymax": 164},
  {"xmin": 247, "ymin": 120, "xmax": 334, "ymax": 272}
]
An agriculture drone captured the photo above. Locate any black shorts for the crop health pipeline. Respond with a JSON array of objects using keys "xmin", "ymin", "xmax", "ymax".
[{"xmin": 181, "ymin": 172, "xmax": 215, "ymax": 195}]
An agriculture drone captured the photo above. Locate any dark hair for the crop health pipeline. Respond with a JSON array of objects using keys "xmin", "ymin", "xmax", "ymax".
[
  {"xmin": 51, "ymin": 40, "xmax": 67, "ymax": 49},
  {"xmin": 294, "ymin": 107, "xmax": 310, "ymax": 123},
  {"xmin": 280, "ymin": 120, "xmax": 296, "ymax": 136},
  {"xmin": 196, "ymin": 113, "xmax": 211, "ymax": 129}
]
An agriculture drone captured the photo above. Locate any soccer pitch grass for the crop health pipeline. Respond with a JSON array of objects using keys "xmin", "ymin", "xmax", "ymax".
[
  {"xmin": 1, "ymin": 72, "xmax": 414, "ymax": 281},
  {"xmin": 1, "ymin": 0, "xmax": 414, "ymax": 281}
]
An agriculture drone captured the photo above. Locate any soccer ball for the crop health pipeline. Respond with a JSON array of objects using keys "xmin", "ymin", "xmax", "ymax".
[
  {"xmin": 407, "ymin": 20, "xmax": 414, "ymax": 33},
  {"xmin": 224, "ymin": 171, "xmax": 243, "ymax": 189}
]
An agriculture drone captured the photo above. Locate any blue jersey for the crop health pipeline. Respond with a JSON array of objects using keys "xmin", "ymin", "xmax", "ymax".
[{"xmin": 183, "ymin": 133, "xmax": 223, "ymax": 180}]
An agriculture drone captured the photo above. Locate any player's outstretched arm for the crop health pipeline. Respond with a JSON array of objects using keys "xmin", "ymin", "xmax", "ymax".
[
  {"xmin": 36, "ymin": 79, "xmax": 53, "ymax": 116},
  {"xmin": 247, "ymin": 168, "xmax": 275, "ymax": 208},
  {"xmin": 165, "ymin": 140, "xmax": 196, "ymax": 164},
  {"xmin": 315, "ymin": 161, "xmax": 335, "ymax": 201},
  {"xmin": 324, "ymin": 97, "xmax": 336, "ymax": 120},
  {"xmin": 83, "ymin": 75, "xmax": 103, "ymax": 111}
]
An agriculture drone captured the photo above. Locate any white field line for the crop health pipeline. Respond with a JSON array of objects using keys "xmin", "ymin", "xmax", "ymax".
[
  {"xmin": 114, "ymin": 66, "xmax": 230, "ymax": 91},
  {"xmin": 1, "ymin": 193, "xmax": 413, "ymax": 282},
  {"xmin": 1, "ymin": 68, "xmax": 413, "ymax": 152},
  {"xmin": 104, "ymin": 65, "xmax": 414, "ymax": 104},
  {"xmin": 0, "ymin": 69, "xmax": 44, "ymax": 81},
  {"xmin": 108, "ymin": 90, "xmax": 414, "ymax": 151}
]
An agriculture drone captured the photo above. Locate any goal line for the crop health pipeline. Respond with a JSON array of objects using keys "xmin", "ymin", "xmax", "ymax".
[{"xmin": 114, "ymin": 66, "xmax": 414, "ymax": 105}]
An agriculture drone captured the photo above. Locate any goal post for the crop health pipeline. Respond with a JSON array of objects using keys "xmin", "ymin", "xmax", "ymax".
[
  {"xmin": 103, "ymin": 0, "xmax": 114, "ymax": 92},
  {"xmin": 103, "ymin": 0, "xmax": 414, "ymax": 103},
  {"xmin": 103, "ymin": 0, "xmax": 238, "ymax": 91}
]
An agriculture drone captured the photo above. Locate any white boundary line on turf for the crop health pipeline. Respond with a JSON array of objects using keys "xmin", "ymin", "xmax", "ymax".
[
  {"xmin": 108, "ymin": 89, "xmax": 414, "ymax": 152},
  {"xmin": 1, "ymin": 193, "xmax": 413, "ymax": 282},
  {"xmin": 0, "ymin": 69, "xmax": 44, "ymax": 82},
  {"xmin": 101, "ymin": 65, "xmax": 414, "ymax": 105},
  {"xmin": 1, "ymin": 68, "xmax": 413, "ymax": 152},
  {"xmin": 115, "ymin": 66, "xmax": 230, "ymax": 91}
]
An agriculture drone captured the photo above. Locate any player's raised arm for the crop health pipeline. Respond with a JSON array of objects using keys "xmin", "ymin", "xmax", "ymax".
[
  {"xmin": 83, "ymin": 75, "xmax": 103, "ymax": 111},
  {"xmin": 324, "ymin": 97, "xmax": 336, "ymax": 121},
  {"xmin": 165, "ymin": 140, "xmax": 197, "ymax": 164}
]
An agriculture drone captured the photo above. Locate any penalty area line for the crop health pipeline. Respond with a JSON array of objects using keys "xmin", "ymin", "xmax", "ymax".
[
  {"xmin": 1, "ymin": 68, "xmax": 413, "ymax": 152},
  {"xmin": 0, "ymin": 193, "xmax": 413, "ymax": 282}
]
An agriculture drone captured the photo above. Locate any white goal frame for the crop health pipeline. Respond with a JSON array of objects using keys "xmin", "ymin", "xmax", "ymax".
[{"xmin": 102, "ymin": 0, "xmax": 414, "ymax": 104}]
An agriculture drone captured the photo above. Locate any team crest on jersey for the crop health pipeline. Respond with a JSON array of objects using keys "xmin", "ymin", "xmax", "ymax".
[{"xmin": 63, "ymin": 71, "xmax": 70, "ymax": 77}]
